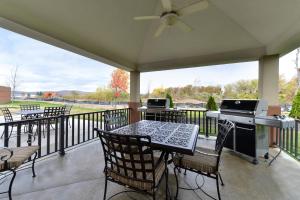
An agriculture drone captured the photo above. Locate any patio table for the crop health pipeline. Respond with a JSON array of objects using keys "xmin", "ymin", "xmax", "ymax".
[
  {"xmin": 111, "ymin": 120, "xmax": 199, "ymax": 199},
  {"xmin": 19, "ymin": 109, "xmax": 44, "ymax": 117}
]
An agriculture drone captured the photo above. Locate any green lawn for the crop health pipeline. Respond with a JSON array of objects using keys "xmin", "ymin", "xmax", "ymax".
[{"xmin": 0, "ymin": 100, "xmax": 102, "ymax": 115}]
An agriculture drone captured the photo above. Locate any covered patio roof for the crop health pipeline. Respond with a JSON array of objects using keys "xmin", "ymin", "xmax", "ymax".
[{"xmin": 0, "ymin": 0, "xmax": 300, "ymax": 72}]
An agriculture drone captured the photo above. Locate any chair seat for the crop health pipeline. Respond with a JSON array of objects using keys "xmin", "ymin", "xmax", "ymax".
[
  {"xmin": 107, "ymin": 156, "xmax": 165, "ymax": 192},
  {"xmin": 173, "ymin": 148, "xmax": 218, "ymax": 174},
  {"xmin": 0, "ymin": 146, "xmax": 39, "ymax": 171}
]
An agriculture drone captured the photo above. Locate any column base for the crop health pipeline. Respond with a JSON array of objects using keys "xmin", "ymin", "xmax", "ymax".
[
  {"xmin": 267, "ymin": 105, "xmax": 281, "ymax": 147},
  {"xmin": 128, "ymin": 102, "xmax": 141, "ymax": 123}
]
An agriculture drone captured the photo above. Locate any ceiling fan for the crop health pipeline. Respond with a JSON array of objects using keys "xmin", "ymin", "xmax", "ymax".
[{"xmin": 134, "ymin": 0, "xmax": 208, "ymax": 37}]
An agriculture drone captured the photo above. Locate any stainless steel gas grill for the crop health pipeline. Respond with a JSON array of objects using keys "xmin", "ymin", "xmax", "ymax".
[
  {"xmin": 140, "ymin": 98, "xmax": 170, "ymax": 120},
  {"xmin": 219, "ymin": 99, "xmax": 269, "ymax": 164}
]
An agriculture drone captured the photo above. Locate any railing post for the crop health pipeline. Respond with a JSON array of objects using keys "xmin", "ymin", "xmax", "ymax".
[
  {"xmin": 205, "ymin": 116, "xmax": 209, "ymax": 138},
  {"xmin": 59, "ymin": 115, "xmax": 65, "ymax": 156},
  {"xmin": 295, "ymin": 120, "xmax": 298, "ymax": 159},
  {"xmin": 4, "ymin": 124, "xmax": 9, "ymax": 147}
]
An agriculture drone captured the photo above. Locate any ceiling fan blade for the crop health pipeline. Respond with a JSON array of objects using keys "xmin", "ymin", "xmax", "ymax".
[
  {"xmin": 154, "ymin": 22, "xmax": 167, "ymax": 37},
  {"xmin": 161, "ymin": 0, "xmax": 172, "ymax": 12},
  {"xmin": 178, "ymin": 0, "xmax": 208, "ymax": 16},
  {"xmin": 134, "ymin": 16, "xmax": 160, "ymax": 20},
  {"xmin": 176, "ymin": 20, "xmax": 192, "ymax": 32}
]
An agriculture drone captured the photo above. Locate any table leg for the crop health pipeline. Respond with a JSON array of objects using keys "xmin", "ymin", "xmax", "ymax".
[{"xmin": 164, "ymin": 152, "xmax": 170, "ymax": 200}]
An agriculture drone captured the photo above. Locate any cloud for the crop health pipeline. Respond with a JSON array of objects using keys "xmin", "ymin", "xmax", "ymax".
[{"xmin": 0, "ymin": 28, "xmax": 115, "ymax": 92}]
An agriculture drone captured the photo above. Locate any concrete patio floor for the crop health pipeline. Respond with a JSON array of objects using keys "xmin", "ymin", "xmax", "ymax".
[{"xmin": 0, "ymin": 137, "xmax": 300, "ymax": 200}]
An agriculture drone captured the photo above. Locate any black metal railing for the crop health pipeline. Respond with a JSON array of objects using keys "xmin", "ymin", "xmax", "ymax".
[
  {"xmin": 140, "ymin": 109, "xmax": 218, "ymax": 136},
  {"xmin": 0, "ymin": 108, "xmax": 131, "ymax": 158},
  {"xmin": 273, "ymin": 120, "xmax": 299, "ymax": 160}
]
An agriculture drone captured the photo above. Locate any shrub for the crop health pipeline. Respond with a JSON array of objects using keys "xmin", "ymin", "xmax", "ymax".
[
  {"xmin": 206, "ymin": 96, "xmax": 218, "ymax": 111},
  {"xmin": 166, "ymin": 93, "xmax": 174, "ymax": 108},
  {"xmin": 289, "ymin": 90, "xmax": 300, "ymax": 119}
]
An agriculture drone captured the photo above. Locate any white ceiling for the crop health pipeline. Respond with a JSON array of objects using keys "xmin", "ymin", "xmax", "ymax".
[{"xmin": 0, "ymin": 0, "xmax": 300, "ymax": 72}]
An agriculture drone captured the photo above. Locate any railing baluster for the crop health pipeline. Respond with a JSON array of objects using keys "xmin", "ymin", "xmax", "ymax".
[
  {"xmin": 88, "ymin": 114, "xmax": 90, "ymax": 140},
  {"xmin": 83, "ymin": 114, "xmax": 86, "ymax": 142},
  {"xmin": 65, "ymin": 116, "xmax": 69, "ymax": 148},
  {"xmin": 47, "ymin": 119, "xmax": 50, "ymax": 154},
  {"xmin": 55, "ymin": 118, "xmax": 58, "ymax": 152},
  {"xmin": 38, "ymin": 121, "xmax": 42, "ymax": 157},
  {"xmin": 77, "ymin": 115, "xmax": 80, "ymax": 144},
  {"xmin": 17, "ymin": 123, "xmax": 21, "ymax": 147},
  {"xmin": 295, "ymin": 121, "xmax": 299, "ymax": 158},
  {"xmin": 92, "ymin": 113, "xmax": 95, "ymax": 139},
  {"xmin": 290, "ymin": 127, "xmax": 294, "ymax": 154},
  {"xmin": 72, "ymin": 116, "xmax": 75, "ymax": 146}
]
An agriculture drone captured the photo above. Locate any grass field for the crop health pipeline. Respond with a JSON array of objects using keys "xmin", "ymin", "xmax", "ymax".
[{"xmin": 0, "ymin": 100, "xmax": 102, "ymax": 115}]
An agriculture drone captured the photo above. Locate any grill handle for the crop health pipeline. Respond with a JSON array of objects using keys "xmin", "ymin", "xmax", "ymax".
[{"xmin": 236, "ymin": 126, "xmax": 254, "ymax": 131}]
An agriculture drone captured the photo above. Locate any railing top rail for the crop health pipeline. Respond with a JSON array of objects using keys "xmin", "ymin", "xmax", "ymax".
[{"xmin": 0, "ymin": 108, "xmax": 131, "ymax": 126}]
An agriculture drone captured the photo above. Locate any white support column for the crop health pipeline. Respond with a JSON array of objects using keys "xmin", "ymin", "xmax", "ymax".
[
  {"xmin": 129, "ymin": 71, "xmax": 140, "ymax": 123},
  {"xmin": 258, "ymin": 55, "xmax": 279, "ymax": 106}
]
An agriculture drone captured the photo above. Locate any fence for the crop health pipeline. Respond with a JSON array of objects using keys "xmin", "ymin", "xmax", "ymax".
[
  {"xmin": 140, "ymin": 109, "xmax": 218, "ymax": 136},
  {"xmin": 274, "ymin": 120, "xmax": 299, "ymax": 160},
  {"xmin": 0, "ymin": 108, "xmax": 131, "ymax": 158},
  {"xmin": 2, "ymin": 108, "xmax": 298, "ymax": 161}
]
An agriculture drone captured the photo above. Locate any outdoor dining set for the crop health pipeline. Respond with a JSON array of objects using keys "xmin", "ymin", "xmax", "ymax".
[
  {"xmin": 0, "ymin": 104, "xmax": 72, "ymax": 139},
  {"xmin": 98, "ymin": 110, "xmax": 234, "ymax": 200}
]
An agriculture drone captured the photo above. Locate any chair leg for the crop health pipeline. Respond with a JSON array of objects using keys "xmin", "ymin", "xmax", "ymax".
[
  {"xmin": 152, "ymin": 191, "xmax": 156, "ymax": 200},
  {"xmin": 0, "ymin": 129, "xmax": 4, "ymax": 138},
  {"xmin": 184, "ymin": 169, "xmax": 187, "ymax": 175},
  {"xmin": 8, "ymin": 169, "xmax": 16, "ymax": 200},
  {"xmin": 103, "ymin": 176, "xmax": 108, "ymax": 200},
  {"xmin": 218, "ymin": 172, "xmax": 224, "ymax": 186},
  {"xmin": 32, "ymin": 152, "xmax": 38, "ymax": 177},
  {"xmin": 9, "ymin": 127, "xmax": 13, "ymax": 138},
  {"xmin": 173, "ymin": 167, "xmax": 179, "ymax": 200},
  {"xmin": 216, "ymin": 174, "xmax": 221, "ymax": 200}
]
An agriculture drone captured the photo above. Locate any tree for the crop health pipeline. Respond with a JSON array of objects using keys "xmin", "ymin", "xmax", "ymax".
[
  {"xmin": 166, "ymin": 93, "xmax": 174, "ymax": 108},
  {"xmin": 110, "ymin": 69, "xmax": 129, "ymax": 99},
  {"xmin": 289, "ymin": 90, "xmax": 300, "ymax": 119},
  {"xmin": 223, "ymin": 79, "xmax": 258, "ymax": 99},
  {"xmin": 206, "ymin": 96, "xmax": 218, "ymax": 111},
  {"xmin": 7, "ymin": 66, "xmax": 19, "ymax": 101},
  {"xmin": 295, "ymin": 48, "xmax": 300, "ymax": 87}
]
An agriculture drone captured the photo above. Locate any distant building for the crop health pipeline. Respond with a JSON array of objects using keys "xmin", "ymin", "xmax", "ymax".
[{"xmin": 0, "ymin": 86, "xmax": 11, "ymax": 103}]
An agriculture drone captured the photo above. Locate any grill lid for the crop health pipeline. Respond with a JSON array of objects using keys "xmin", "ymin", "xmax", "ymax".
[
  {"xmin": 147, "ymin": 98, "xmax": 170, "ymax": 108},
  {"xmin": 220, "ymin": 99, "xmax": 259, "ymax": 115}
]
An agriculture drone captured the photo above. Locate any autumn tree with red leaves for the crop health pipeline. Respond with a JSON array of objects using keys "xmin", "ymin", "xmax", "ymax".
[{"xmin": 110, "ymin": 69, "xmax": 129, "ymax": 99}]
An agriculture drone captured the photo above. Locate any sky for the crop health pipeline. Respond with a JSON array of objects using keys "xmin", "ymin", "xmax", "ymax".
[{"xmin": 0, "ymin": 27, "xmax": 298, "ymax": 94}]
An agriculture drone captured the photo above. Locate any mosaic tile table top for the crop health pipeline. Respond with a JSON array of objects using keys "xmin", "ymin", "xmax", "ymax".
[{"xmin": 112, "ymin": 120, "xmax": 199, "ymax": 155}]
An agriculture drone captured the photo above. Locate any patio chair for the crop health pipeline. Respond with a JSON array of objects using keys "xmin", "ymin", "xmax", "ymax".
[
  {"xmin": 20, "ymin": 104, "xmax": 41, "ymax": 120},
  {"xmin": 0, "ymin": 146, "xmax": 39, "ymax": 200},
  {"xmin": 0, "ymin": 108, "xmax": 18, "ymax": 139},
  {"xmin": 104, "ymin": 110, "xmax": 128, "ymax": 131},
  {"xmin": 64, "ymin": 105, "xmax": 73, "ymax": 128},
  {"xmin": 173, "ymin": 120, "xmax": 234, "ymax": 200},
  {"xmin": 97, "ymin": 130, "xmax": 166, "ymax": 200},
  {"xmin": 34, "ymin": 106, "xmax": 66, "ymax": 139}
]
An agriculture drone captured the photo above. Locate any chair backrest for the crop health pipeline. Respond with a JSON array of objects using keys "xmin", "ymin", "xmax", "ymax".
[
  {"xmin": 104, "ymin": 110, "xmax": 128, "ymax": 131},
  {"xmin": 64, "ymin": 105, "xmax": 73, "ymax": 115},
  {"xmin": 44, "ymin": 106, "xmax": 66, "ymax": 117},
  {"xmin": 215, "ymin": 120, "xmax": 235, "ymax": 155},
  {"xmin": 20, "ymin": 104, "xmax": 40, "ymax": 111},
  {"xmin": 98, "ymin": 130, "xmax": 156, "ymax": 185},
  {"xmin": 160, "ymin": 110, "xmax": 187, "ymax": 123},
  {"xmin": 1, "ymin": 108, "xmax": 13, "ymax": 122}
]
